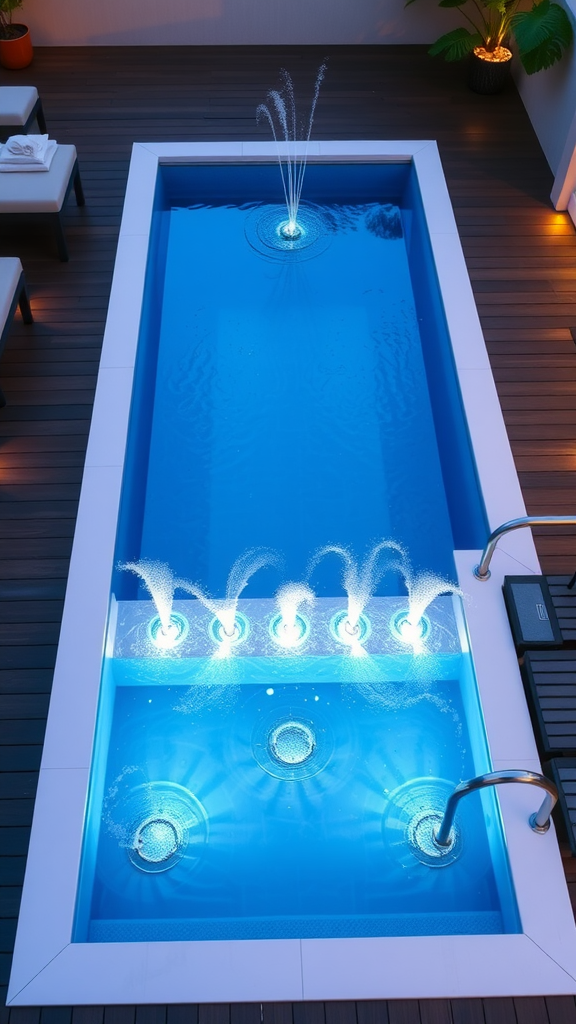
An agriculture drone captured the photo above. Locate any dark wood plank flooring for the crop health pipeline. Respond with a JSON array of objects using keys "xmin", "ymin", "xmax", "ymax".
[{"xmin": 2, "ymin": 43, "xmax": 576, "ymax": 1018}]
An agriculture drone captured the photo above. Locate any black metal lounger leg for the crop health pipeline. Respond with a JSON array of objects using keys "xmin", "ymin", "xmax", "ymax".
[
  {"xmin": 0, "ymin": 386, "xmax": 6, "ymax": 410},
  {"xmin": 73, "ymin": 166, "xmax": 86, "ymax": 207},
  {"xmin": 36, "ymin": 99, "xmax": 47, "ymax": 135},
  {"xmin": 18, "ymin": 282, "xmax": 33, "ymax": 324},
  {"xmin": 53, "ymin": 213, "xmax": 69, "ymax": 262}
]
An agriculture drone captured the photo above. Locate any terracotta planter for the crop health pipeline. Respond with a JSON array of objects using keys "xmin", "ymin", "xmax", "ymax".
[
  {"xmin": 0, "ymin": 25, "xmax": 33, "ymax": 69},
  {"xmin": 468, "ymin": 46, "xmax": 512, "ymax": 94}
]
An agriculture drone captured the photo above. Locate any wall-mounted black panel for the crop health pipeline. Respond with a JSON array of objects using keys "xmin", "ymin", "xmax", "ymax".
[{"xmin": 503, "ymin": 575, "xmax": 563, "ymax": 655}]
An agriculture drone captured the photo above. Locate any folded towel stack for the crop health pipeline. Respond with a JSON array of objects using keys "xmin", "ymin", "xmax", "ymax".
[{"xmin": 0, "ymin": 134, "xmax": 57, "ymax": 173}]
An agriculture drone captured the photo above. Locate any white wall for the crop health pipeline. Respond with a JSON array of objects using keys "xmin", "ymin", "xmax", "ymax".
[
  {"xmin": 22, "ymin": 0, "xmax": 455, "ymax": 46},
  {"xmin": 515, "ymin": 50, "xmax": 576, "ymax": 175},
  {"xmin": 511, "ymin": 0, "xmax": 576, "ymax": 207}
]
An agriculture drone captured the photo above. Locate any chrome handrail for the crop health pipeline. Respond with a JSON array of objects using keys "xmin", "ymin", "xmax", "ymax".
[
  {"xmin": 474, "ymin": 516, "xmax": 576, "ymax": 580},
  {"xmin": 434, "ymin": 769, "xmax": 558, "ymax": 848}
]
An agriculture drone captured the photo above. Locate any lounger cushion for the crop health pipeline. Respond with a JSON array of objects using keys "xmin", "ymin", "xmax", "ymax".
[
  {"xmin": 0, "ymin": 86, "xmax": 39, "ymax": 125},
  {"xmin": 0, "ymin": 256, "xmax": 23, "ymax": 328},
  {"xmin": 0, "ymin": 144, "xmax": 77, "ymax": 213}
]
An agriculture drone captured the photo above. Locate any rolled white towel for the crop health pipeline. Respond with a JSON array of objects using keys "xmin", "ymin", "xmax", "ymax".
[
  {"xmin": 3, "ymin": 134, "xmax": 49, "ymax": 162},
  {"xmin": 0, "ymin": 139, "xmax": 57, "ymax": 172}
]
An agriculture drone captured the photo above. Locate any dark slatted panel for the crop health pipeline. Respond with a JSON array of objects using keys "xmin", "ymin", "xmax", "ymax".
[
  {"xmin": 547, "ymin": 760, "xmax": 576, "ymax": 856},
  {"xmin": 419, "ymin": 1004, "xmax": 452, "ymax": 1024},
  {"xmin": 356, "ymin": 1006, "xmax": 389, "ymax": 1024},
  {"xmin": 514, "ymin": 999, "xmax": 550, "ymax": 1024},
  {"xmin": 262, "ymin": 1008, "xmax": 293, "ymax": 1024},
  {"xmin": 325, "ymin": 1006, "xmax": 357, "ymax": 1024},
  {"xmin": 546, "ymin": 998, "xmax": 576, "ymax": 1024},
  {"xmin": 71, "ymin": 1011, "xmax": 105, "ymax": 1024},
  {"xmin": 1, "ymin": 41, "xmax": 576, "ymax": 1019},
  {"xmin": 547, "ymin": 576, "xmax": 576, "ymax": 644},
  {"xmin": 482, "ymin": 1004, "xmax": 517, "ymax": 1024},
  {"xmin": 522, "ymin": 651, "xmax": 576, "ymax": 755},
  {"xmin": 451, "ymin": 1004, "xmax": 484, "ymax": 1024},
  {"xmin": 388, "ymin": 1003, "xmax": 421, "ymax": 1024}
]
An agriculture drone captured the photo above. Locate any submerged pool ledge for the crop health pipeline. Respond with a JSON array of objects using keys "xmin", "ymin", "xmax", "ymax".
[{"xmin": 7, "ymin": 141, "xmax": 576, "ymax": 1005}]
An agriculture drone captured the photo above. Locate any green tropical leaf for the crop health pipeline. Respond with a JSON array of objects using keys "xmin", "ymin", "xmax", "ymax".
[
  {"xmin": 439, "ymin": 0, "xmax": 469, "ymax": 9},
  {"xmin": 429, "ymin": 27, "xmax": 483, "ymax": 58},
  {"xmin": 519, "ymin": 35, "xmax": 566, "ymax": 69},
  {"xmin": 512, "ymin": 0, "xmax": 573, "ymax": 69},
  {"xmin": 482, "ymin": 0, "xmax": 507, "ymax": 14}
]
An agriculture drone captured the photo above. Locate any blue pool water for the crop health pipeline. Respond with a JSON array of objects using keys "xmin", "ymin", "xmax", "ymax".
[{"xmin": 73, "ymin": 163, "xmax": 520, "ymax": 941}]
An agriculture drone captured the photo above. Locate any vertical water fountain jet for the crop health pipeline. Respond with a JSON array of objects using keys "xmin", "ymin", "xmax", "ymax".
[
  {"xmin": 270, "ymin": 582, "xmax": 315, "ymax": 649},
  {"xmin": 256, "ymin": 63, "xmax": 327, "ymax": 239},
  {"xmin": 178, "ymin": 547, "xmax": 280, "ymax": 652},
  {"xmin": 388, "ymin": 553, "xmax": 463, "ymax": 654},
  {"xmin": 119, "ymin": 559, "xmax": 189, "ymax": 649},
  {"xmin": 310, "ymin": 541, "xmax": 404, "ymax": 645}
]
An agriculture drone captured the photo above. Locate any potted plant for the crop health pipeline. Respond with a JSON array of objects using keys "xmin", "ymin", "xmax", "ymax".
[
  {"xmin": 407, "ymin": 0, "xmax": 573, "ymax": 93},
  {"xmin": 0, "ymin": 0, "xmax": 33, "ymax": 69}
]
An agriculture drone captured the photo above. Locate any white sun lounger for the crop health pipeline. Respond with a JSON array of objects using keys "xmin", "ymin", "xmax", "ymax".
[
  {"xmin": 0, "ymin": 86, "xmax": 47, "ymax": 142},
  {"xmin": 0, "ymin": 257, "xmax": 33, "ymax": 408},
  {"xmin": 0, "ymin": 144, "xmax": 85, "ymax": 260}
]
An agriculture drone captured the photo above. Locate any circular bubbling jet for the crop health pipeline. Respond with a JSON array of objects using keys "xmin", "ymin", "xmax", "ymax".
[{"xmin": 268, "ymin": 720, "xmax": 316, "ymax": 765}]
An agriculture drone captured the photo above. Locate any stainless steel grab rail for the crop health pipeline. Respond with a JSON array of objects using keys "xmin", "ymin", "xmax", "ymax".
[
  {"xmin": 434, "ymin": 769, "xmax": 558, "ymax": 848},
  {"xmin": 473, "ymin": 516, "xmax": 576, "ymax": 580}
]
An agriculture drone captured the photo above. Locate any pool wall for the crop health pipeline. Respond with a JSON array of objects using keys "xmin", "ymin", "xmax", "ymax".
[{"xmin": 7, "ymin": 141, "xmax": 576, "ymax": 1004}]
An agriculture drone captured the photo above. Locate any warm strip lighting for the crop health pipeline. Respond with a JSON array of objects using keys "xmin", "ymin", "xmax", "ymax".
[{"xmin": 473, "ymin": 46, "xmax": 512, "ymax": 62}]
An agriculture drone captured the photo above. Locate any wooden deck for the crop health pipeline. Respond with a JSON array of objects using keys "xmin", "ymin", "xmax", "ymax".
[{"xmin": 2, "ymin": 43, "xmax": 576, "ymax": 1020}]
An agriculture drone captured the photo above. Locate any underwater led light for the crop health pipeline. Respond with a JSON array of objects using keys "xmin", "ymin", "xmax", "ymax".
[
  {"xmin": 245, "ymin": 204, "xmax": 332, "ymax": 263},
  {"xmin": 268, "ymin": 720, "xmax": 316, "ymax": 766},
  {"xmin": 330, "ymin": 610, "xmax": 371, "ymax": 646},
  {"xmin": 269, "ymin": 612, "xmax": 310, "ymax": 649},
  {"xmin": 133, "ymin": 816, "xmax": 182, "ymax": 864},
  {"xmin": 390, "ymin": 610, "xmax": 430, "ymax": 645},
  {"xmin": 209, "ymin": 610, "xmax": 250, "ymax": 646},
  {"xmin": 279, "ymin": 219, "xmax": 303, "ymax": 241},
  {"xmin": 147, "ymin": 611, "xmax": 189, "ymax": 650}
]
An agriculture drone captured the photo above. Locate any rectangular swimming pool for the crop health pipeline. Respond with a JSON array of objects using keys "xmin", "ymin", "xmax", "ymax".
[
  {"xmin": 74, "ymin": 159, "xmax": 518, "ymax": 944},
  {"xmin": 8, "ymin": 141, "xmax": 576, "ymax": 1004}
]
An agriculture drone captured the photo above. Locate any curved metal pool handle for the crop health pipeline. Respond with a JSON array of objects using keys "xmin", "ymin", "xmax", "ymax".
[
  {"xmin": 474, "ymin": 516, "xmax": 576, "ymax": 580},
  {"xmin": 434, "ymin": 769, "xmax": 558, "ymax": 848}
]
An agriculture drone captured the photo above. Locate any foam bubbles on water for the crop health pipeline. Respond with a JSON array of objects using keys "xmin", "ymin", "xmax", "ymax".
[
  {"xmin": 252, "ymin": 704, "xmax": 333, "ymax": 781},
  {"xmin": 245, "ymin": 203, "xmax": 333, "ymax": 263},
  {"xmin": 104, "ymin": 769, "xmax": 208, "ymax": 874},
  {"xmin": 383, "ymin": 777, "xmax": 463, "ymax": 868}
]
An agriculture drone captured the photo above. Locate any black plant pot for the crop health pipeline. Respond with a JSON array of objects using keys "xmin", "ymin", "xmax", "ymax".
[{"xmin": 468, "ymin": 50, "xmax": 512, "ymax": 94}]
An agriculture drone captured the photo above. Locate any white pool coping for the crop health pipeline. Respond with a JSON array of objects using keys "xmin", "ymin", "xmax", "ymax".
[{"xmin": 8, "ymin": 140, "xmax": 576, "ymax": 1005}]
